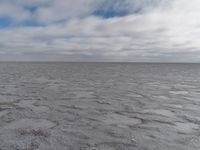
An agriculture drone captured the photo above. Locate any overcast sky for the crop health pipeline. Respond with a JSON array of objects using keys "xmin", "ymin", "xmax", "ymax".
[{"xmin": 0, "ymin": 0, "xmax": 199, "ymax": 62}]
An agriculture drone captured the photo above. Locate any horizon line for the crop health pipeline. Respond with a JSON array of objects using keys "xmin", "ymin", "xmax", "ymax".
[{"xmin": 0, "ymin": 61, "xmax": 199, "ymax": 64}]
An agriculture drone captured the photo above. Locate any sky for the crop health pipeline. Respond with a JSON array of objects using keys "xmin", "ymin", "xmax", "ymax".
[{"xmin": 0, "ymin": 0, "xmax": 200, "ymax": 62}]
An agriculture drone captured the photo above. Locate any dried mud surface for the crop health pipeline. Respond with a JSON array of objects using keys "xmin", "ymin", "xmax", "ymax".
[{"xmin": 0, "ymin": 62, "xmax": 200, "ymax": 150}]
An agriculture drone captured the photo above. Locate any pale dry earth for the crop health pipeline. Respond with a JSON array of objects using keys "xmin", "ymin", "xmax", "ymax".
[{"xmin": 0, "ymin": 62, "xmax": 200, "ymax": 150}]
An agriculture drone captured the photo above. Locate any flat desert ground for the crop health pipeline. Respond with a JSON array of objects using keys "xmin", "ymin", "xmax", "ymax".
[{"xmin": 0, "ymin": 63, "xmax": 200, "ymax": 150}]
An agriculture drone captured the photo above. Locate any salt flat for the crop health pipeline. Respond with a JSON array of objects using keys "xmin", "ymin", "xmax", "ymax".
[{"xmin": 0, "ymin": 62, "xmax": 200, "ymax": 150}]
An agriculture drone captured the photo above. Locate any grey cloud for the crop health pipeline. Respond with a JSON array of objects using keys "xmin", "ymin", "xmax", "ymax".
[{"xmin": 0, "ymin": 0, "xmax": 200, "ymax": 62}]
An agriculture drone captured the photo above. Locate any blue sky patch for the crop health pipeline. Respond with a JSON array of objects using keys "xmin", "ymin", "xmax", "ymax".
[
  {"xmin": 0, "ymin": 17, "xmax": 12, "ymax": 28},
  {"xmin": 21, "ymin": 20, "xmax": 41, "ymax": 27},
  {"xmin": 24, "ymin": 6, "xmax": 38, "ymax": 13},
  {"xmin": 93, "ymin": 9, "xmax": 129, "ymax": 18}
]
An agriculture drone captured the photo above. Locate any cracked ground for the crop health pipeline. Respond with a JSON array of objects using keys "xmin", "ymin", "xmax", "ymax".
[{"xmin": 0, "ymin": 62, "xmax": 200, "ymax": 150}]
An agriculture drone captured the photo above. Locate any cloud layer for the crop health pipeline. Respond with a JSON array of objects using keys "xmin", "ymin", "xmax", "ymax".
[{"xmin": 0, "ymin": 0, "xmax": 199, "ymax": 62}]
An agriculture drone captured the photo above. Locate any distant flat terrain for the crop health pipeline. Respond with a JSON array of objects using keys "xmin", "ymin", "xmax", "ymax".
[{"xmin": 0, "ymin": 62, "xmax": 200, "ymax": 150}]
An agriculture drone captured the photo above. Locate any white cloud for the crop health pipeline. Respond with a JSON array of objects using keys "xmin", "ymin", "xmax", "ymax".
[
  {"xmin": 34, "ymin": 0, "xmax": 101, "ymax": 24},
  {"xmin": 0, "ymin": 0, "xmax": 200, "ymax": 61},
  {"xmin": 0, "ymin": 2, "xmax": 30, "ymax": 22}
]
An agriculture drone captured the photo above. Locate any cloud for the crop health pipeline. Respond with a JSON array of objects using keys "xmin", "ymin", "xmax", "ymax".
[{"xmin": 0, "ymin": 0, "xmax": 199, "ymax": 62}]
